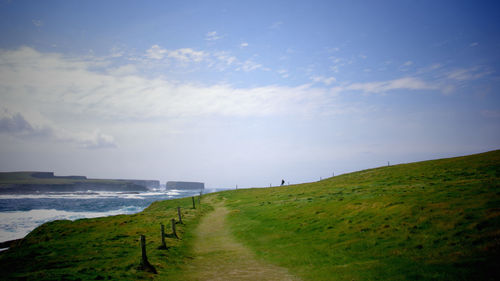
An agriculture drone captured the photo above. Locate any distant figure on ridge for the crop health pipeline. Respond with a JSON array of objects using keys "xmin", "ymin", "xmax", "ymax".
[{"xmin": 281, "ymin": 179, "xmax": 285, "ymax": 186}]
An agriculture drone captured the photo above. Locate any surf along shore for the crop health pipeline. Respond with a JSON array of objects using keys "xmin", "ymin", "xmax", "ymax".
[{"xmin": 0, "ymin": 150, "xmax": 498, "ymax": 280}]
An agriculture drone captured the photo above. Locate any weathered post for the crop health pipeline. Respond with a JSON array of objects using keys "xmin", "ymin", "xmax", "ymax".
[
  {"xmin": 158, "ymin": 224, "xmax": 167, "ymax": 249},
  {"xmin": 141, "ymin": 235, "xmax": 147, "ymax": 262},
  {"xmin": 192, "ymin": 196, "xmax": 196, "ymax": 209},
  {"xmin": 139, "ymin": 235, "xmax": 157, "ymax": 273},
  {"xmin": 171, "ymin": 218, "xmax": 179, "ymax": 239},
  {"xmin": 177, "ymin": 207, "xmax": 183, "ymax": 224}
]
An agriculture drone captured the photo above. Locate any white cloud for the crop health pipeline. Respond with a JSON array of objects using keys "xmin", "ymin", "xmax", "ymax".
[
  {"xmin": 341, "ymin": 77, "xmax": 437, "ymax": 94},
  {"xmin": 330, "ymin": 65, "xmax": 340, "ymax": 73},
  {"xmin": 32, "ymin": 19, "xmax": 43, "ymax": 27},
  {"xmin": 446, "ymin": 67, "xmax": 491, "ymax": 81},
  {"xmin": 144, "ymin": 45, "xmax": 267, "ymax": 73},
  {"xmin": 0, "ymin": 111, "xmax": 50, "ymax": 137},
  {"xmin": 215, "ymin": 52, "xmax": 237, "ymax": 66},
  {"xmin": 0, "ymin": 47, "xmax": 340, "ymax": 126},
  {"xmin": 237, "ymin": 59, "xmax": 262, "ymax": 72},
  {"xmin": 328, "ymin": 56, "xmax": 349, "ymax": 73},
  {"xmin": 311, "ymin": 76, "xmax": 336, "ymax": 85},
  {"xmin": 329, "ymin": 56, "xmax": 342, "ymax": 64},
  {"xmin": 0, "ymin": 47, "xmax": 453, "ymax": 145},
  {"xmin": 109, "ymin": 46, "xmax": 125, "ymax": 58},
  {"xmin": 167, "ymin": 48, "xmax": 206, "ymax": 62},
  {"xmin": 470, "ymin": 42, "xmax": 479, "ymax": 47},
  {"xmin": 145, "ymin": 45, "xmax": 206, "ymax": 62},
  {"xmin": 240, "ymin": 42, "xmax": 249, "ymax": 48},
  {"xmin": 0, "ymin": 109, "xmax": 116, "ymax": 149},
  {"xmin": 447, "ymin": 69, "xmax": 471, "ymax": 81},
  {"xmin": 107, "ymin": 64, "xmax": 137, "ymax": 76},
  {"xmin": 145, "ymin": 44, "xmax": 166, "ymax": 59},
  {"xmin": 403, "ymin": 61, "xmax": 413, "ymax": 66},
  {"xmin": 205, "ymin": 31, "xmax": 222, "ymax": 41},
  {"xmin": 277, "ymin": 69, "xmax": 289, "ymax": 78},
  {"xmin": 430, "ymin": 63, "xmax": 442, "ymax": 70},
  {"xmin": 79, "ymin": 131, "xmax": 117, "ymax": 149}
]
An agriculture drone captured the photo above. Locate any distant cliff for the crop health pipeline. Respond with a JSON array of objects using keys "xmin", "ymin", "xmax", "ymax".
[
  {"xmin": 115, "ymin": 179, "xmax": 160, "ymax": 189},
  {"xmin": 30, "ymin": 172, "xmax": 87, "ymax": 180},
  {"xmin": 0, "ymin": 172, "xmax": 160, "ymax": 193},
  {"xmin": 166, "ymin": 181, "xmax": 204, "ymax": 190}
]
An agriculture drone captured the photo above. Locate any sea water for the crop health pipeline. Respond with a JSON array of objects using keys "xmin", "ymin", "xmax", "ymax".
[{"xmin": 0, "ymin": 188, "xmax": 217, "ymax": 244}]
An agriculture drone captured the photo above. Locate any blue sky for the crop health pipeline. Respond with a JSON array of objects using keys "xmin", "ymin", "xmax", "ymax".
[{"xmin": 0, "ymin": 0, "xmax": 499, "ymax": 188}]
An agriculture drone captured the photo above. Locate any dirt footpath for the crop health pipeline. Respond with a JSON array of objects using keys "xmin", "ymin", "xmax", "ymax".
[{"xmin": 181, "ymin": 201, "xmax": 299, "ymax": 281}]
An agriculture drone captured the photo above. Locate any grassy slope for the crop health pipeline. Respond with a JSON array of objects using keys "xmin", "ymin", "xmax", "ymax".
[
  {"xmin": 219, "ymin": 150, "xmax": 500, "ymax": 280},
  {"xmin": 0, "ymin": 151, "xmax": 498, "ymax": 280},
  {"xmin": 0, "ymin": 196, "xmax": 210, "ymax": 280}
]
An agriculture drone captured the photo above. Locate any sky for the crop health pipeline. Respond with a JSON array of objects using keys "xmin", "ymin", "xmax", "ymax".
[{"xmin": 0, "ymin": 0, "xmax": 499, "ymax": 188}]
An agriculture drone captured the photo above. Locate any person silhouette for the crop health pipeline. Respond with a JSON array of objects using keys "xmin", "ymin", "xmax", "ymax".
[{"xmin": 281, "ymin": 179, "xmax": 285, "ymax": 186}]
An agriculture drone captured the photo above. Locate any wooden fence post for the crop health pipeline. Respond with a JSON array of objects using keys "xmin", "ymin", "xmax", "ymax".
[
  {"xmin": 139, "ymin": 235, "xmax": 157, "ymax": 273},
  {"xmin": 192, "ymin": 196, "xmax": 196, "ymax": 209},
  {"xmin": 171, "ymin": 218, "xmax": 179, "ymax": 239},
  {"xmin": 177, "ymin": 207, "xmax": 183, "ymax": 224},
  {"xmin": 158, "ymin": 224, "xmax": 167, "ymax": 249},
  {"xmin": 141, "ymin": 235, "xmax": 147, "ymax": 263}
]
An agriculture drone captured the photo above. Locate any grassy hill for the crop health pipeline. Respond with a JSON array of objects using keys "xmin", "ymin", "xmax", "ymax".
[
  {"xmin": 220, "ymin": 150, "xmax": 500, "ymax": 280},
  {"xmin": 0, "ymin": 150, "xmax": 498, "ymax": 280}
]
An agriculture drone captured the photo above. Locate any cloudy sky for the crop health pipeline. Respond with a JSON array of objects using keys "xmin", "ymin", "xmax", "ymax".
[{"xmin": 0, "ymin": 0, "xmax": 499, "ymax": 188}]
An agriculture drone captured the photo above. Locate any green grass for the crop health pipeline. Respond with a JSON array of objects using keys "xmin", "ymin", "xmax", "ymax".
[
  {"xmin": 219, "ymin": 150, "xmax": 500, "ymax": 280},
  {"xmin": 1, "ymin": 150, "xmax": 499, "ymax": 280},
  {"xmin": 0, "ymin": 196, "xmax": 211, "ymax": 280}
]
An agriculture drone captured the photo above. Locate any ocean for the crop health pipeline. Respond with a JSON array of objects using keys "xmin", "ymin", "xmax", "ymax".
[{"xmin": 0, "ymin": 188, "xmax": 217, "ymax": 245}]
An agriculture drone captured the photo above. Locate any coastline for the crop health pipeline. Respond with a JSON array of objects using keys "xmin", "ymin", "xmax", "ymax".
[{"xmin": 0, "ymin": 189, "xmax": 204, "ymax": 244}]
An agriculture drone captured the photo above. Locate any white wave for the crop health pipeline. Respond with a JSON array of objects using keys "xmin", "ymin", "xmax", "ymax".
[
  {"xmin": 166, "ymin": 189, "xmax": 203, "ymax": 195},
  {"xmin": 147, "ymin": 187, "xmax": 166, "ymax": 192},
  {"xmin": 0, "ymin": 207, "xmax": 143, "ymax": 243},
  {"xmin": 0, "ymin": 191, "xmax": 172, "ymax": 200},
  {"xmin": 166, "ymin": 189, "xmax": 181, "ymax": 196}
]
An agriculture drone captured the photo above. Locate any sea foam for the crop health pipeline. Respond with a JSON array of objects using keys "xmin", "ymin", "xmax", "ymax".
[
  {"xmin": 0, "ymin": 207, "xmax": 143, "ymax": 242},
  {"xmin": 0, "ymin": 189, "xmax": 205, "ymax": 243}
]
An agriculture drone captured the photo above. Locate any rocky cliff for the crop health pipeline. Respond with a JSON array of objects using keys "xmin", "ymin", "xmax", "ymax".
[
  {"xmin": 0, "ymin": 172, "xmax": 159, "ymax": 193},
  {"xmin": 166, "ymin": 181, "xmax": 204, "ymax": 190}
]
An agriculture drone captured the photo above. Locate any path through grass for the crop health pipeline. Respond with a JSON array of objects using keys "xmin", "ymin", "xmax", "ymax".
[{"xmin": 180, "ymin": 198, "xmax": 299, "ymax": 281}]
